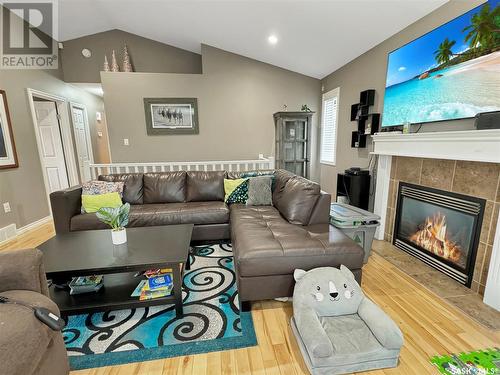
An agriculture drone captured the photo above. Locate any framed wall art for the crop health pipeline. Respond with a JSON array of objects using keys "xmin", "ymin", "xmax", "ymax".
[
  {"xmin": 144, "ymin": 97, "xmax": 199, "ymax": 135},
  {"xmin": 0, "ymin": 90, "xmax": 18, "ymax": 169}
]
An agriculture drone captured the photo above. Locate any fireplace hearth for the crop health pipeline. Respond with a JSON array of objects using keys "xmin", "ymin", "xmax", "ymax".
[{"xmin": 393, "ymin": 182, "xmax": 485, "ymax": 287}]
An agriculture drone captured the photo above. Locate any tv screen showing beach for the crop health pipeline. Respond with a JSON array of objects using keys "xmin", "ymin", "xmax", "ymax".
[{"xmin": 382, "ymin": 0, "xmax": 500, "ymax": 127}]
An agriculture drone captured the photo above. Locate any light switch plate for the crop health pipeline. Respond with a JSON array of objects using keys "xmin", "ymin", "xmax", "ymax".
[
  {"xmin": 97, "ymin": 131, "xmax": 103, "ymax": 137},
  {"xmin": 96, "ymin": 112, "xmax": 102, "ymax": 121},
  {"xmin": 3, "ymin": 202, "xmax": 11, "ymax": 213},
  {"xmin": 123, "ymin": 138, "xmax": 129, "ymax": 146}
]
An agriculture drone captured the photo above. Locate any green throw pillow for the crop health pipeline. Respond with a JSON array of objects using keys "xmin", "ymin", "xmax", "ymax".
[
  {"xmin": 81, "ymin": 192, "xmax": 123, "ymax": 213},
  {"xmin": 224, "ymin": 178, "xmax": 249, "ymax": 204}
]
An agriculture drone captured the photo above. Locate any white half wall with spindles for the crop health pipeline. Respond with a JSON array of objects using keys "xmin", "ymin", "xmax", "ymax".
[{"xmin": 83, "ymin": 156, "xmax": 275, "ymax": 181}]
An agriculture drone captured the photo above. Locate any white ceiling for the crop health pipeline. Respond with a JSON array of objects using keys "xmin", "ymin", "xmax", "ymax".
[{"xmin": 58, "ymin": 0, "xmax": 448, "ymax": 79}]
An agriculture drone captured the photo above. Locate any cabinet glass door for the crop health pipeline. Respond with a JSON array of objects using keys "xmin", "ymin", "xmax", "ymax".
[
  {"xmin": 285, "ymin": 120, "xmax": 298, "ymax": 140},
  {"xmin": 278, "ymin": 117, "xmax": 309, "ymax": 178}
]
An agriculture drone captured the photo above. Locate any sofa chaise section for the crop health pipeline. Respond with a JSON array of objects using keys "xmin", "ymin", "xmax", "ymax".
[{"xmin": 231, "ymin": 205, "xmax": 364, "ymax": 302}]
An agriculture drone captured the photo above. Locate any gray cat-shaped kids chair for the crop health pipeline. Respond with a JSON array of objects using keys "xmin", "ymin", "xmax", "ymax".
[{"xmin": 291, "ymin": 266, "xmax": 403, "ymax": 375}]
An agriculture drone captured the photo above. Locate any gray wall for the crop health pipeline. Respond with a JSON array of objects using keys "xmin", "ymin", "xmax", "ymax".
[
  {"xmin": 102, "ymin": 45, "xmax": 322, "ymax": 177},
  {"xmin": 0, "ymin": 69, "xmax": 106, "ymax": 229},
  {"xmin": 61, "ymin": 29, "xmax": 202, "ymax": 83},
  {"xmin": 319, "ymin": 0, "xmax": 485, "ymax": 195}
]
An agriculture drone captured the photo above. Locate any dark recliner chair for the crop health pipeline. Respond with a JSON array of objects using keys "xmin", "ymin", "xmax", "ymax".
[{"xmin": 0, "ymin": 248, "xmax": 69, "ymax": 375}]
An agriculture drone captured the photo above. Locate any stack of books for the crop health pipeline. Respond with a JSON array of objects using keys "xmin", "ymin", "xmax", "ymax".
[
  {"xmin": 69, "ymin": 275, "xmax": 104, "ymax": 295},
  {"xmin": 131, "ymin": 269, "xmax": 173, "ymax": 301}
]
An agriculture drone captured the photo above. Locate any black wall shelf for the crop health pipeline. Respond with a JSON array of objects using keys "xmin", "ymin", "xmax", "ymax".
[
  {"xmin": 350, "ymin": 103, "xmax": 369, "ymax": 121},
  {"xmin": 351, "ymin": 131, "xmax": 367, "ymax": 148},
  {"xmin": 359, "ymin": 113, "xmax": 380, "ymax": 135},
  {"xmin": 350, "ymin": 89, "xmax": 379, "ymax": 148},
  {"xmin": 360, "ymin": 89, "xmax": 375, "ymax": 107}
]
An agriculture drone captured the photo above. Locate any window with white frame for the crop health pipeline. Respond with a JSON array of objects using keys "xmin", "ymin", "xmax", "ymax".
[{"xmin": 320, "ymin": 88, "xmax": 339, "ymax": 165}]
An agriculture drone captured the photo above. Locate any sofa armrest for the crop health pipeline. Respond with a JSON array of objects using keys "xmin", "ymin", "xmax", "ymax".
[
  {"xmin": 358, "ymin": 297, "xmax": 403, "ymax": 350},
  {"xmin": 308, "ymin": 191, "xmax": 331, "ymax": 225},
  {"xmin": 0, "ymin": 249, "xmax": 49, "ymax": 296},
  {"xmin": 294, "ymin": 306, "xmax": 333, "ymax": 358},
  {"xmin": 50, "ymin": 185, "xmax": 82, "ymax": 233}
]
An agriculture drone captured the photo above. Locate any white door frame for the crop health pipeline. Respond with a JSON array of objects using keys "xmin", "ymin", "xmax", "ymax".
[
  {"xmin": 27, "ymin": 88, "xmax": 80, "ymax": 211},
  {"xmin": 69, "ymin": 101, "xmax": 94, "ymax": 180}
]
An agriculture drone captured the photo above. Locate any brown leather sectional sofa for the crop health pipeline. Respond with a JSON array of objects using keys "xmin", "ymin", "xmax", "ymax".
[{"xmin": 50, "ymin": 169, "xmax": 364, "ymax": 302}]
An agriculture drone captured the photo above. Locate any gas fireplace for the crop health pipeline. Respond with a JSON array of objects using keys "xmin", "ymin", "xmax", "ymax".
[{"xmin": 393, "ymin": 183, "xmax": 485, "ymax": 287}]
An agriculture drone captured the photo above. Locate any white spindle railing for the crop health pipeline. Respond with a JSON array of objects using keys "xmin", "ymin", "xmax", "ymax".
[{"xmin": 84, "ymin": 156, "xmax": 275, "ymax": 180}]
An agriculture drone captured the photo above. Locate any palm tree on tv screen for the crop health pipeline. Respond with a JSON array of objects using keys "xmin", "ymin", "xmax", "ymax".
[
  {"xmin": 463, "ymin": 3, "xmax": 500, "ymax": 52},
  {"xmin": 434, "ymin": 38, "xmax": 456, "ymax": 65},
  {"xmin": 432, "ymin": 3, "xmax": 499, "ymax": 67}
]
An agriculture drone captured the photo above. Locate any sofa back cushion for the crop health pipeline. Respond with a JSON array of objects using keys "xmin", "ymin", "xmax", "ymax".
[
  {"xmin": 98, "ymin": 173, "xmax": 144, "ymax": 204},
  {"xmin": 272, "ymin": 169, "xmax": 295, "ymax": 205},
  {"xmin": 275, "ymin": 176, "xmax": 320, "ymax": 225},
  {"xmin": 186, "ymin": 171, "xmax": 226, "ymax": 202},
  {"xmin": 143, "ymin": 171, "xmax": 186, "ymax": 203}
]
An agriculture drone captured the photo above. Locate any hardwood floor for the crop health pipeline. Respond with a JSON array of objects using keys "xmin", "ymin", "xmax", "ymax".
[{"xmin": 1, "ymin": 222, "xmax": 499, "ymax": 375}]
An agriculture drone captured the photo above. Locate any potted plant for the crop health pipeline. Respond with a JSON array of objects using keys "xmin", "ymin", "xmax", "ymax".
[{"xmin": 96, "ymin": 203, "xmax": 130, "ymax": 245}]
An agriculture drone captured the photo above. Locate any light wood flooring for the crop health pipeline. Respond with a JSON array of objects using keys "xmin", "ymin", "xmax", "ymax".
[{"xmin": 1, "ymin": 221, "xmax": 499, "ymax": 375}]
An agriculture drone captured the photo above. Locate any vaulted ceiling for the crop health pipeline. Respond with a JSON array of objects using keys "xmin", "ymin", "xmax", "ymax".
[{"xmin": 58, "ymin": 0, "xmax": 448, "ymax": 78}]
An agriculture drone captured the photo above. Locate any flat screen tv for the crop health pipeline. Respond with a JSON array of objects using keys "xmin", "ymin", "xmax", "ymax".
[{"xmin": 382, "ymin": 0, "xmax": 500, "ymax": 127}]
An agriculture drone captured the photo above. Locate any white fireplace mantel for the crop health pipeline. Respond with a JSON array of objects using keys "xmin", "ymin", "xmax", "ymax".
[
  {"xmin": 372, "ymin": 129, "xmax": 500, "ymax": 163},
  {"xmin": 371, "ymin": 129, "xmax": 500, "ymax": 311}
]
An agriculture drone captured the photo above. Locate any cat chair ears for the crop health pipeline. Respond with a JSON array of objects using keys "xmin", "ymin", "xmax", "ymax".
[
  {"xmin": 294, "ymin": 265, "xmax": 355, "ymax": 283},
  {"xmin": 294, "ymin": 269, "xmax": 307, "ymax": 282},
  {"xmin": 340, "ymin": 265, "xmax": 356, "ymax": 280}
]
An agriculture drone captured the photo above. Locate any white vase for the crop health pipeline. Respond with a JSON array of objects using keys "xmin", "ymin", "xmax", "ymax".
[{"xmin": 111, "ymin": 228, "xmax": 127, "ymax": 245}]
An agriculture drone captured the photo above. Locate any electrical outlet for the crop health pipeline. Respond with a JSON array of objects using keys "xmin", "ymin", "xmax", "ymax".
[
  {"xmin": 3, "ymin": 202, "xmax": 11, "ymax": 213},
  {"xmin": 123, "ymin": 138, "xmax": 129, "ymax": 146}
]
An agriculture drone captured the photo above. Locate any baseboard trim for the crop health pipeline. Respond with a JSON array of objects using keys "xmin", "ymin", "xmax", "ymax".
[{"xmin": 16, "ymin": 215, "xmax": 52, "ymax": 236}]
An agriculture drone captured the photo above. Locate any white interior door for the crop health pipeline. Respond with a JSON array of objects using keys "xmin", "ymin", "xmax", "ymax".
[
  {"xmin": 34, "ymin": 101, "xmax": 70, "ymax": 193},
  {"xmin": 71, "ymin": 105, "xmax": 93, "ymax": 182}
]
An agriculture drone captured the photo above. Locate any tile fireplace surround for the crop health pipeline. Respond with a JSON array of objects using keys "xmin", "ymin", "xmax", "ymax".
[{"xmin": 372, "ymin": 129, "xmax": 500, "ymax": 311}]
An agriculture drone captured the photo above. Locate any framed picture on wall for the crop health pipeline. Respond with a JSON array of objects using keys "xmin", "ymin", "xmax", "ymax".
[
  {"xmin": 144, "ymin": 98, "xmax": 199, "ymax": 135},
  {"xmin": 0, "ymin": 90, "xmax": 18, "ymax": 169}
]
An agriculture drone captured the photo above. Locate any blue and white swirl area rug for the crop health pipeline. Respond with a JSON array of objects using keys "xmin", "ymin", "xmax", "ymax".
[{"xmin": 63, "ymin": 243, "xmax": 256, "ymax": 370}]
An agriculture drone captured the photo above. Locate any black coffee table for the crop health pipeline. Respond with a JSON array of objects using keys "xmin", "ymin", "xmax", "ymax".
[{"xmin": 39, "ymin": 225, "xmax": 193, "ymax": 318}]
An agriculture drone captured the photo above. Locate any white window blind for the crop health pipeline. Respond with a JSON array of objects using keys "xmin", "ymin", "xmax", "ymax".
[{"xmin": 320, "ymin": 88, "xmax": 339, "ymax": 165}]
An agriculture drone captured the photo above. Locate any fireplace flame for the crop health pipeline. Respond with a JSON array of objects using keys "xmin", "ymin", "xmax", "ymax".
[{"xmin": 409, "ymin": 213, "xmax": 462, "ymax": 262}]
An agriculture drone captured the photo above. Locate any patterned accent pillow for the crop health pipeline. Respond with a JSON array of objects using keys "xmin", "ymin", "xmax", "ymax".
[
  {"xmin": 81, "ymin": 180, "xmax": 124, "ymax": 213},
  {"xmin": 241, "ymin": 171, "xmax": 276, "ymax": 190},
  {"xmin": 246, "ymin": 176, "xmax": 273, "ymax": 206},
  {"xmin": 224, "ymin": 178, "xmax": 249, "ymax": 204}
]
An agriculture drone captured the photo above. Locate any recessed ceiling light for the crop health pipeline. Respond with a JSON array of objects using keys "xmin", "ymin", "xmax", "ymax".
[{"xmin": 268, "ymin": 35, "xmax": 278, "ymax": 45}]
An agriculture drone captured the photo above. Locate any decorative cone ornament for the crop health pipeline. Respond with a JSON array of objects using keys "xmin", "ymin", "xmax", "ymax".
[
  {"xmin": 103, "ymin": 55, "xmax": 110, "ymax": 72},
  {"xmin": 122, "ymin": 44, "xmax": 133, "ymax": 72},
  {"xmin": 110, "ymin": 50, "xmax": 119, "ymax": 72}
]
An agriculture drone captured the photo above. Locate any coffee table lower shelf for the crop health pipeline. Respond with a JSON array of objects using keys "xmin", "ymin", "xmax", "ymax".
[{"xmin": 49, "ymin": 272, "xmax": 183, "ymax": 317}]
